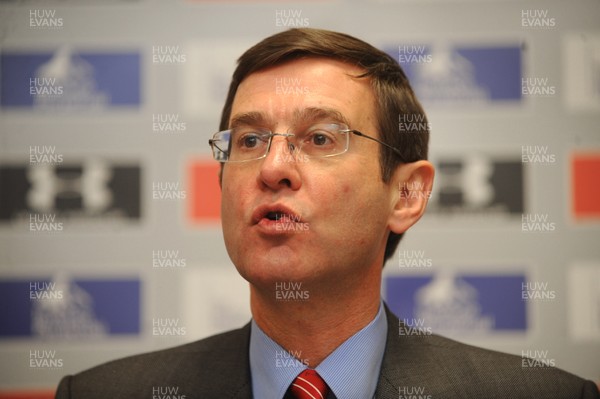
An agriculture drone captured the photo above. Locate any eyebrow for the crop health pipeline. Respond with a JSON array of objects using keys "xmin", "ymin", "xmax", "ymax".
[
  {"xmin": 293, "ymin": 107, "xmax": 350, "ymax": 126},
  {"xmin": 228, "ymin": 107, "xmax": 351, "ymax": 130},
  {"xmin": 229, "ymin": 112, "xmax": 267, "ymax": 129}
]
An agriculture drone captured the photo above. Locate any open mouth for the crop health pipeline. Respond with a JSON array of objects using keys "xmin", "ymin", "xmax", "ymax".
[
  {"xmin": 265, "ymin": 211, "xmax": 286, "ymax": 221},
  {"xmin": 253, "ymin": 205, "xmax": 303, "ymax": 225},
  {"xmin": 263, "ymin": 210, "xmax": 301, "ymax": 223}
]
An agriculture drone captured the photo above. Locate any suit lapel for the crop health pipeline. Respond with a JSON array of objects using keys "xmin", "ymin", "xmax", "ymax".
[
  {"xmin": 374, "ymin": 305, "xmax": 430, "ymax": 399},
  {"xmin": 374, "ymin": 305, "xmax": 401, "ymax": 398},
  {"xmin": 226, "ymin": 324, "xmax": 253, "ymax": 399},
  {"xmin": 374, "ymin": 305, "xmax": 463, "ymax": 399},
  {"xmin": 198, "ymin": 323, "xmax": 253, "ymax": 399}
]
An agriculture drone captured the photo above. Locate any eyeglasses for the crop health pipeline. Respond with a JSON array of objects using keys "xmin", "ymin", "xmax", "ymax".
[{"xmin": 208, "ymin": 123, "xmax": 405, "ymax": 163}]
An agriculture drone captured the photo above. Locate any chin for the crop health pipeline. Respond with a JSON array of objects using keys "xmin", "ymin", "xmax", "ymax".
[{"xmin": 234, "ymin": 256, "xmax": 310, "ymax": 286}]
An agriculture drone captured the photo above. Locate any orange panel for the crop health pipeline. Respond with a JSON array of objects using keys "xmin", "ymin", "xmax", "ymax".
[
  {"xmin": 188, "ymin": 160, "xmax": 221, "ymax": 223},
  {"xmin": 0, "ymin": 391, "xmax": 55, "ymax": 399},
  {"xmin": 572, "ymin": 153, "xmax": 600, "ymax": 220}
]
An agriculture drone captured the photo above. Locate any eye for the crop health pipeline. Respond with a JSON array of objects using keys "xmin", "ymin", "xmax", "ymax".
[
  {"xmin": 241, "ymin": 134, "xmax": 260, "ymax": 148},
  {"xmin": 234, "ymin": 130, "xmax": 268, "ymax": 149},
  {"xmin": 311, "ymin": 133, "xmax": 331, "ymax": 146},
  {"xmin": 304, "ymin": 126, "xmax": 336, "ymax": 147}
]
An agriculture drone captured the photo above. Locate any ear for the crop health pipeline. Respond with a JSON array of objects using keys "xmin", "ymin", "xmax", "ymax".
[{"xmin": 388, "ymin": 160, "xmax": 435, "ymax": 234}]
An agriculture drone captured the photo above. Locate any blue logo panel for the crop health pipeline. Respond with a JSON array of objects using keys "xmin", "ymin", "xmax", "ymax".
[
  {"xmin": 385, "ymin": 273, "xmax": 527, "ymax": 332},
  {"xmin": 0, "ymin": 278, "xmax": 141, "ymax": 338},
  {"xmin": 385, "ymin": 44, "xmax": 522, "ymax": 104},
  {"xmin": 1, "ymin": 50, "xmax": 141, "ymax": 108}
]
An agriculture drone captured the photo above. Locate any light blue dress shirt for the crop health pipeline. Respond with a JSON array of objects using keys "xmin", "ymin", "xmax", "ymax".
[{"xmin": 249, "ymin": 301, "xmax": 388, "ymax": 399}]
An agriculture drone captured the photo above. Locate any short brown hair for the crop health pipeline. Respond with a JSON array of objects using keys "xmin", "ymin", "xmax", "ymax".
[{"xmin": 219, "ymin": 28, "xmax": 429, "ymax": 263}]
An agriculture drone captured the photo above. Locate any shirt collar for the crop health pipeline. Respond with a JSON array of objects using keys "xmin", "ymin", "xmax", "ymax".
[{"xmin": 250, "ymin": 301, "xmax": 387, "ymax": 399}]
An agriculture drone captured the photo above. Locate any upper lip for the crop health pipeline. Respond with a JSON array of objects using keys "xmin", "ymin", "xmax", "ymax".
[{"xmin": 251, "ymin": 204, "xmax": 304, "ymax": 224}]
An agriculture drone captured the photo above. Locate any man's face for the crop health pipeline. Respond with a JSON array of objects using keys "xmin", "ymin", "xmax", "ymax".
[{"xmin": 221, "ymin": 57, "xmax": 398, "ymax": 290}]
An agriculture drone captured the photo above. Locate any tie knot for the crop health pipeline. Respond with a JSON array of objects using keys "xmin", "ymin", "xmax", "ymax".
[{"xmin": 289, "ymin": 369, "xmax": 329, "ymax": 399}]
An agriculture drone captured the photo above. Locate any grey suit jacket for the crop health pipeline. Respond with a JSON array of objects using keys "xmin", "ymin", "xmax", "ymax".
[{"xmin": 56, "ymin": 306, "xmax": 600, "ymax": 398}]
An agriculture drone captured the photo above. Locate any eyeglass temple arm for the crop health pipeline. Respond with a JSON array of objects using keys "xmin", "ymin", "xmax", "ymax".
[{"xmin": 346, "ymin": 130, "xmax": 407, "ymax": 162}]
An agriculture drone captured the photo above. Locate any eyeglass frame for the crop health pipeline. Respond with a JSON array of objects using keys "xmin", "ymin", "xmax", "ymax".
[{"xmin": 208, "ymin": 122, "xmax": 407, "ymax": 163}]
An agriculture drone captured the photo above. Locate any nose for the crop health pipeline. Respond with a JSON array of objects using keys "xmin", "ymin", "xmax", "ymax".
[{"xmin": 258, "ymin": 135, "xmax": 302, "ymax": 191}]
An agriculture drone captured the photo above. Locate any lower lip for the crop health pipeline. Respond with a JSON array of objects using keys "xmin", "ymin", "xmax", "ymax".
[{"xmin": 256, "ymin": 218, "xmax": 308, "ymax": 235}]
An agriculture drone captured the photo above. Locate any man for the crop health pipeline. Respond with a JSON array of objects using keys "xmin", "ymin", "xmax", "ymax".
[{"xmin": 56, "ymin": 28, "xmax": 599, "ymax": 398}]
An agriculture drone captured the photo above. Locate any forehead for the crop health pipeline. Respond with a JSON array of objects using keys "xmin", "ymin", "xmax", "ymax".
[{"xmin": 229, "ymin": 57, "xmax": 376, "ymax": 129}]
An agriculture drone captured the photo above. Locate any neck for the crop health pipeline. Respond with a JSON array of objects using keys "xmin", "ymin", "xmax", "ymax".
[{"xmin": 250, "ymin": 268, "xmax": 381, "ymax": 368}]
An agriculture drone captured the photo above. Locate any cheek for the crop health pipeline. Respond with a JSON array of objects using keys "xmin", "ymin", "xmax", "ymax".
[
  {"xmin": 322, "ymin": 176, "xmax": 385, "ymax": 226},
  {"xmin": 221, "ymin": 168, "xmax": 251, "ymax": 223},
  {"xmin": 339, "ymin": 171, "xmax": 390, "ymax": 228},
  {"xmin": 221, "ymin": 169, "xmax": 234, "ymax": 209},
  {"xmin": 318, "ymin": 178, "xmax": 389, "ymax": 263}
]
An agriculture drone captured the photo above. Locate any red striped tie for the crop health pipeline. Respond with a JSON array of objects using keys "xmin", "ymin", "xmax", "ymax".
[{"xmin": 289, "ymin": 369, "xmax": 329, "ymax": 399}]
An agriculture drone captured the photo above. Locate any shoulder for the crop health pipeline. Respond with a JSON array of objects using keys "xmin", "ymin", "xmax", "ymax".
[
  {"xmin": 379, "ymin": 307, "xmax": 600, "ymax": 398},
  {"xmin": 56, "ymin": 324, "xmax": 251, "ymax": 399}
]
